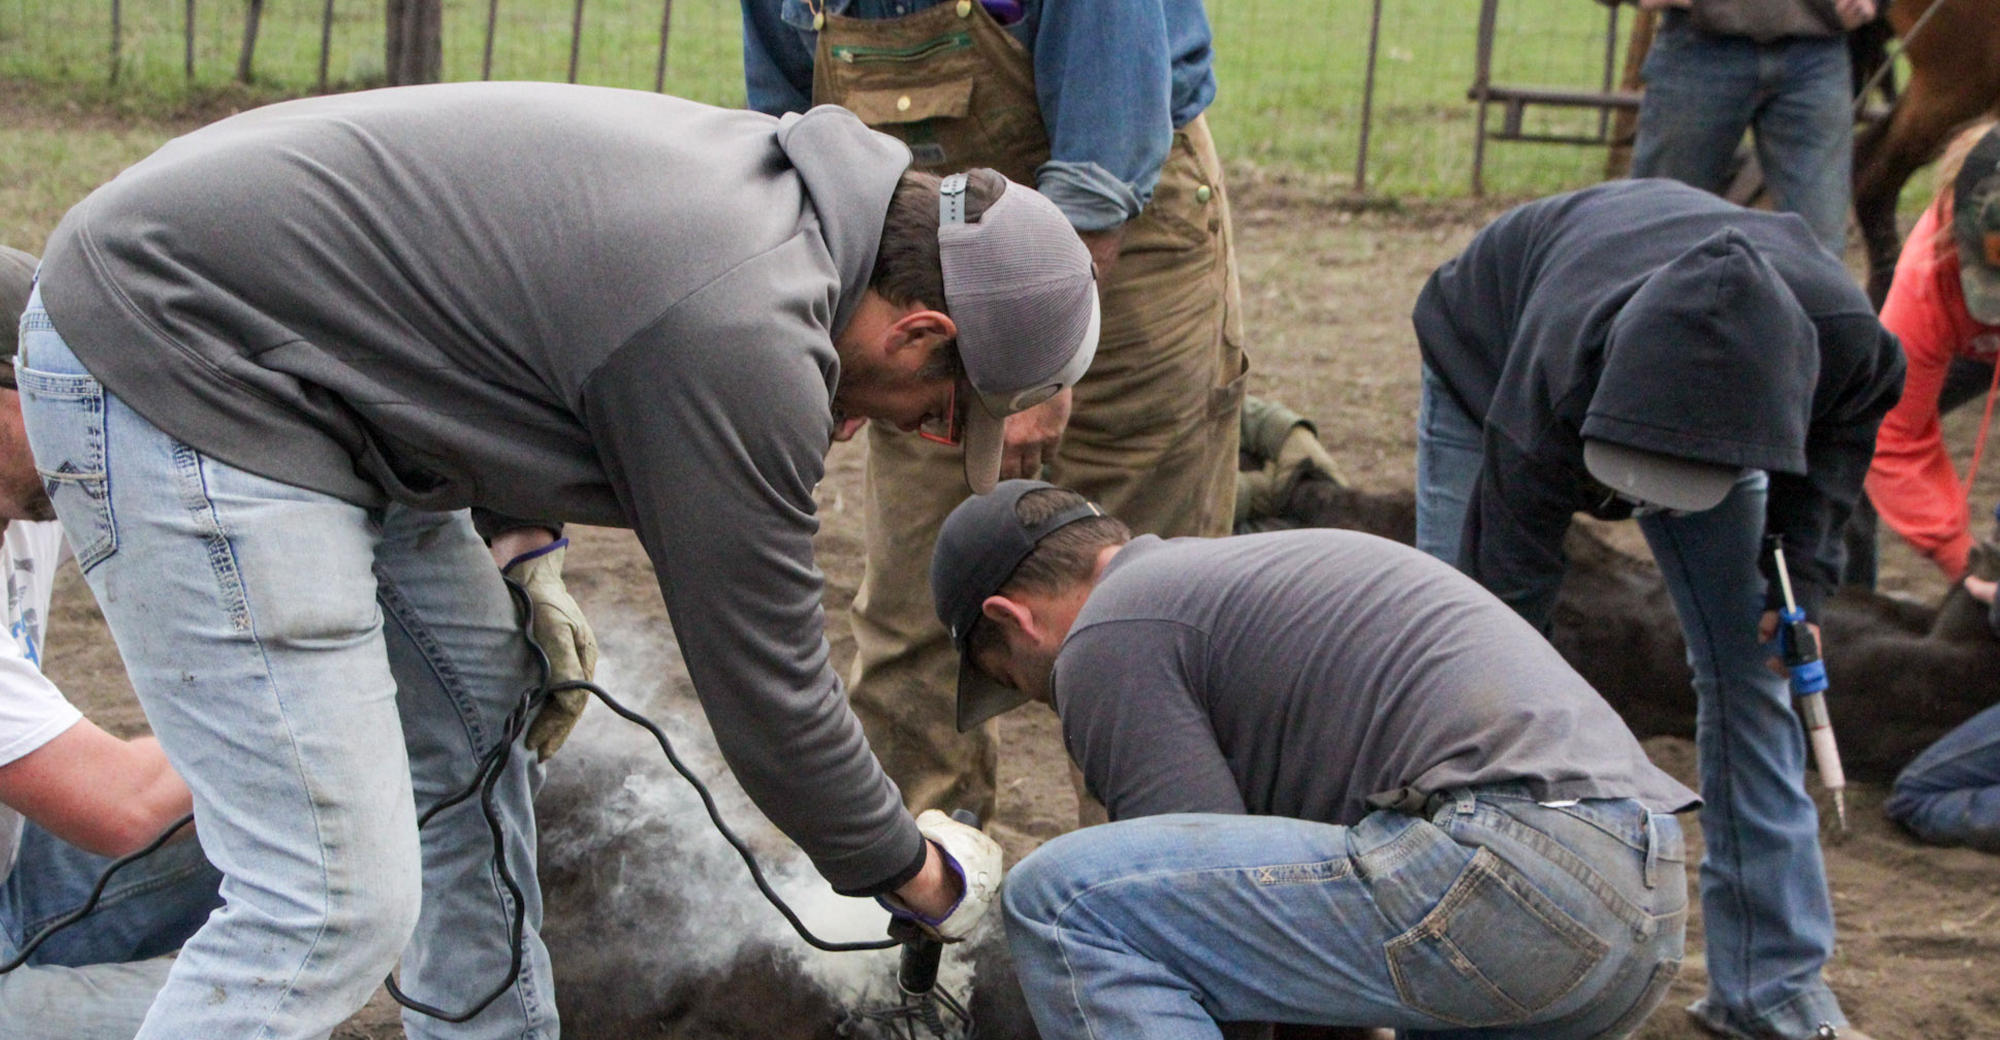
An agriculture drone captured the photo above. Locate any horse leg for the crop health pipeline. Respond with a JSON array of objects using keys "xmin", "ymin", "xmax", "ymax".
[{"xmin": 1852, "ymin": 70, "xmax": 1986, "ymax": 306}]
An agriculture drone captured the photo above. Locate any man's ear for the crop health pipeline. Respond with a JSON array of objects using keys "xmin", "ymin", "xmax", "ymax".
[
  {"xmin": 882, "ymin": 308, "xmax": 958, "ymax": 371},
  {"xmin": 979, "ymin": 594, "xmax": 1038, "ymax": 644}
]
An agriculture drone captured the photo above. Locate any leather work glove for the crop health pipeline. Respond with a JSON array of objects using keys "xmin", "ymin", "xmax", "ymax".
[
  {"xmin": 879, "ymin": 809, "xmax": 1004, "ymax": 942},
  {"xmin": 504, "ymin": 540, "xmax": 600, "ymax": 761}
]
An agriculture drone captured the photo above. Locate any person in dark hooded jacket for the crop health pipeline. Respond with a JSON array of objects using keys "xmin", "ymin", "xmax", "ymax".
[{"xmin": 1410, "ymin": 179, "xmax": 1903, "ymax": 1040}]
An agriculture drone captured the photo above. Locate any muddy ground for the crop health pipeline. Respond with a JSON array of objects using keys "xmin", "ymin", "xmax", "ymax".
[{"xmin": 49, "ymin": 176, "xmax": 2000, "ymax": 1038}]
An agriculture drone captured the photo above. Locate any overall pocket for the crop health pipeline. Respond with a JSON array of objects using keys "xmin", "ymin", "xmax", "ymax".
[
  {"xmin": 16, "ymin": 314, "xmax": 117, "ymax": 572},
  {"xmin": 1385, "ymin": 846, "xmax": 1609, "ymax": 1027}
]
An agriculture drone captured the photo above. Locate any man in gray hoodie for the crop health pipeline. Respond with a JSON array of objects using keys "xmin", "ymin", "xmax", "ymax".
[
  {"xmin": 18, "ymin": 82, "xmax": 1097, "ymax": 1040},
  {"xmin": 1411, "ymin": 179, "xmax": 1902, "ymax": 1040}
]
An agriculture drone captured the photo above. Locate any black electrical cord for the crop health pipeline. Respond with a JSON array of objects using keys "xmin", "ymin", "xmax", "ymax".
[
  {"xmin": 0, "ymin": 574, "xmax": 901, "ymax": 1019},
  {"xmin": 387, "ymin": 576, "xmax": 901, "ymax": 1022},
  {"xmin": 0, "ymin": 810, "xmax": 195, "ymax": 974}
]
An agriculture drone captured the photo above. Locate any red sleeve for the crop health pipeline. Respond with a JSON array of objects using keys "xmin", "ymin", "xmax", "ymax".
[{"xmin": 1865, "ymin": 204, "xmax": 1996, "ymax": 579}]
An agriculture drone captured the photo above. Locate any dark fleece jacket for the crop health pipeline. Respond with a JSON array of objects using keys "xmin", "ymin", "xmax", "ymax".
[{"xmin": 1414, "ymin": 179, "xmax": 1904, "ymax": 626}]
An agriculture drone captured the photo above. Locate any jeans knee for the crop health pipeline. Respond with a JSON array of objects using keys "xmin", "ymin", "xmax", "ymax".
[
  {"xmin": 316, "ymin": 838, "xmax": 425, "ymax": 976},
  {"xmin": 1002, "ymin": 841, "xmax": 1083, "ymax": 932}
]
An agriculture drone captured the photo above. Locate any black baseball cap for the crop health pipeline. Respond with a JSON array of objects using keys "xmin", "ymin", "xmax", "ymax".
[{"xmin": 930, "ymin": 479, "xmax": 1103, "ymax": 732}]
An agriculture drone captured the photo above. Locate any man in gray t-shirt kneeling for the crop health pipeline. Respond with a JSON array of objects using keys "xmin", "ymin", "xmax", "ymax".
[{"xmin": 932, "ymin": 480, "xmax": 1700, "ymax": 1040}]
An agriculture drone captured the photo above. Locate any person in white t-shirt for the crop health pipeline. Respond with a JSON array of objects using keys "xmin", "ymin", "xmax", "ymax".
[{"xmin": 0, "ymin": 247, "xmax": 220, "ymax": 1040}]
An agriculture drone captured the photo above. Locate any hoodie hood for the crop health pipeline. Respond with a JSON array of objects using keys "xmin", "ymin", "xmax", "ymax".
[
  {"xmin": 1583, "ymin": 228, "xmax": 1818, "ymax": 476},
  {"xmin": 776, "ymin": 106, "xmax": 912, "ymax": 340}
]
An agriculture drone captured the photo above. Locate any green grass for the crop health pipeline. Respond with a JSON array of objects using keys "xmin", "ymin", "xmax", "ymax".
[{"xmin": 0, "ymin": 0, "xmax": 1933, "ymax": 204}]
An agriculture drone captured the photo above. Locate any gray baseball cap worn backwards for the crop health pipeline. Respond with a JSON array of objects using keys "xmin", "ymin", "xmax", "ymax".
[
  {"xmin": 0, "ymin": 246, "xmax": 36, "ymax": 384},
  {"xmin": 931, "ymin": 479, "xmax": 1103, "ymax": 731},
  {"xmin": 939, "ymin": 172, "xmax": 1100, "ymax": 494},
  {"xmin": 1954, "ymin": 125, "xmax": 2000, "ymax": 326}
]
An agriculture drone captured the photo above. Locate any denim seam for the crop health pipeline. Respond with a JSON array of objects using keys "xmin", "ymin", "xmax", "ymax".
[
  {"xmin": 371, "ymin": 556, "xmax": 550, "ymax": 1032},
  {"xmin": 171, "ymin": 452, "xmax": 340, "ymax": 1040},
  {"xmin": 1048, "ymin": 860, "xmax": 1353, "ymax": 1040},
  {"xmin": 1383, "ymin": 847, "xmax": 1607, "ymax": 1027},
  {"xmin": 18, "ymin": 853, "xmax": 215, "ymax": 936},
  {"xmin": 1472, "ymin": 802, "xmax": 1661, "ymax": 936},
  {"xmin": 373, "ymin": 568, "xmax": 491, "ymax": 755},
  {"xmin": 173, "ymin": 440, "xmax": 251, "ymax": 634},
  {"xmin": 1650, "ymin": 517, "xmax": 1761, "ymax": 1006},
  {"xmin": 1597, "ymin": 956, "xmax": 1684, "ymax": 1040}
]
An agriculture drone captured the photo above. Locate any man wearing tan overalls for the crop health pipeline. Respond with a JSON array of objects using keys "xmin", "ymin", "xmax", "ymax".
[{"xmin": 743, "ymin": 0, "xmax": 1246, "ymax": 822}]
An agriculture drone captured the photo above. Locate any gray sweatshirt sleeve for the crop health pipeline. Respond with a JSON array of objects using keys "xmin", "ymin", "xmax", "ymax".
[{"xmin": 577, "ymin": 278, "xmax": 925, "ymax": 897}]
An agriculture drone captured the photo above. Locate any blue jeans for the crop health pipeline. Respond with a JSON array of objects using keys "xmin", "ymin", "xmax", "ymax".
[
  {"xmin": 1884, "ymin": 700, "xmax": 2000, "ymax": 852},
  {"xmin": 1631, "ymin": 14, "xmax": 1854, "ymax": 257},
  {"xmin": 15, "ymin": 292, "xmax": 555, "ymax": 1040},
  {"xmin": 1004, "ymin": 789, "xmax": 1687, "ymax": 1040},
  {"xmin": 1413, "ymin": 376, "xmax": 1847, "ymax": 1039},
  {"xmin": 0, "ymin": 821, "xmax": 221, "ymax": 1039},
  {"xmin": 1413, "ymin": 365, "xmax": 1485, "ymax": 569}
]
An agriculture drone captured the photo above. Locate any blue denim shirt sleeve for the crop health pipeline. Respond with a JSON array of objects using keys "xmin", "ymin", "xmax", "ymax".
[
  {"xmin": 741, "ymin": 0, "xmax": 816, "ymax": 116},
  {"xmin": 738, "ymin": 0, "xmax": 1217, "ymax": 230}
]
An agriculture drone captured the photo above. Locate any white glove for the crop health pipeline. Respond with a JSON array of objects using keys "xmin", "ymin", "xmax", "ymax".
[{"xmin": 882, "ymin": 810, "xmax": 1004, "ymax": 942}]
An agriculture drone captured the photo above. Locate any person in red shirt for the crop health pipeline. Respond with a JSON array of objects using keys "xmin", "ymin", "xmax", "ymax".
[
  {"xmin": 1864, "ymin": 119, "xmax": 2000, "ymax": 584},
  {"xmin": 1867, "ymin": 119, "xmax": 2000, "ymax": 854}
]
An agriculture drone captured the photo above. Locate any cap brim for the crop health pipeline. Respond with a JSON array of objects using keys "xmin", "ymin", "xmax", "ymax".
[
  {"xmin": 955, "ymin": 654, "xmax": 1031, "ymax": 732},
  {"xmin": 1959, "ymin": 244, "xmax": 2000, "ymax": 325},
  {"xmin": 961, "ymin": 401, "xmax": 1004, "ymax": 495},
  {"xmin": 1583, "ymin": 440, "xmax": 1739, "ymax": 514}
]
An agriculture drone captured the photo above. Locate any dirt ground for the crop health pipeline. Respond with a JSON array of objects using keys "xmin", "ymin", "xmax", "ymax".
[{"xmin": 49, "ymin": 176, "xmax": 2000, "ymax": 1038}]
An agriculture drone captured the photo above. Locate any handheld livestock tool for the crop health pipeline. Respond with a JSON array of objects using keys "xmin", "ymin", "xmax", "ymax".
[
  {"xmin": 0, "ymin": 576, "xmax": 981, "ymax": 1038},
  {"xmin": 1767, "ymin": 536, "xmax": 1850, "ymax": 833},
  {"xmin": 839, "ymin": 809, "xmax": 981, "ymax": 1040}
]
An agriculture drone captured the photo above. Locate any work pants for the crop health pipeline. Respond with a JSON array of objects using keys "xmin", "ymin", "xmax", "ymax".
[
  {"xmin": 1005, "ymin": 789, "xmax": 1687, "ymax": 1040},
  {"xmin": 1415, "ymin": 374, "xmax": 1849, "ymax": 1040},
  {"xmin": 17, "ymin": 293, "xmax": 555, "ymax": 1040},
  {"xmin": 848, "ymin": 117, "xmax": 1246, "ymax": 820},
  {"xmin": 0, "ymin": 821, "xmax": 221, "ymax": 1040}
]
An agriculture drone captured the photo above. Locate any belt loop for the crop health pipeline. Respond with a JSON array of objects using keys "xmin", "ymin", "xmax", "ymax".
[{"xmin": 1642, "ymin": 812, "xmax": 1662, "ymax": 890}]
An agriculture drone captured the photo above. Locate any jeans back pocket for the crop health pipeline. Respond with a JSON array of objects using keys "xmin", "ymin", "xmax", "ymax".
[
  {"xmin": 17, "ymin": 320, "xmax": 117, "ymax": 572},
  {"xmin": 1385, "ymin": 846, "xmax": 1609, "ymax": 1028}
]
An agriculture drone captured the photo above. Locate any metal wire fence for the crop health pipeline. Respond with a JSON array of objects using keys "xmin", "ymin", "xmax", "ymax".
[{"xmin": 0, "ymin": 0, "xmax": 1643, "ymax": 199}]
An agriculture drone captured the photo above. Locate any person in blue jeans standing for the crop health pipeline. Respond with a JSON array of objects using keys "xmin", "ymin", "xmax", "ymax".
[
  {"xmin": 0, "ymin": 248, "xmax": 222, "ymax": 1040},
  {"xmin": 930, "ymin": 479, "xmax": 1699, "ymax": 1040},
  {"xmin": 1628, "ymin": 0, "xmax": 1877, "ymax": 258},
  {"xmin": 1411, "ymin": 180, "xmax": 1903, "ymax": 1040}
]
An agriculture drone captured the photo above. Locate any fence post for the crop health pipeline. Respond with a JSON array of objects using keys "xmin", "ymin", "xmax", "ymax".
[
  {"xmin": 483, "ymin": 0, "xmax": 501, "ymax": 80},
  {"xmin": 319, "ymin": 0, "xmax": 336, "ymax": 90},
  {"xmin": 185, "ymin": 0, "xmax": 196, "ymax": 79},
  {"xmin": 238, "ymin": 0, "xmax": 263, "ymax": 83},
  {"xmin": 1355, "ymin": 0, "xmax": 1384, "ymax": 193},
  {"xmin": 109, "ymin": 0, "xmax": 122, "ymax": 84},
  {"xmin": 1469, "ymin": 0, "xmax": 1500, "ymax": 196},
  {"xmin": 568, "ymin": 0, "xmax": 586, "ymax": 84},
  {"xmin": 653, "ymin": 0, "xmax": 673, "ymax": 93},
  {"xmin": 387, "ymin": 0, "xmax": 443, "ymax": 85}
]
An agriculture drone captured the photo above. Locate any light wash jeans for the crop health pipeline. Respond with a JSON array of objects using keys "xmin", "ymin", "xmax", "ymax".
[
  {"xmin": 1884, "ymin": 700, "xmax": 2000, "ymax": 852},
  {"xmin": 0, "ymin": 820, "xmax": 221, "ymax": 1040},
  {"xmin": 1004, "ymin": 788, "xmax": 1687, "ymax": 1040},
  {"xmin": 15, "ymin": 290, "xmax": 555, "ymax": 1040},
  {"xmin": 1630, "ymin": 12, "xmax": 1854, "ymax": 257},
  {"xmin": 1413, "ymin": 375, "xmax": 1846, "ymax": 1039}
]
